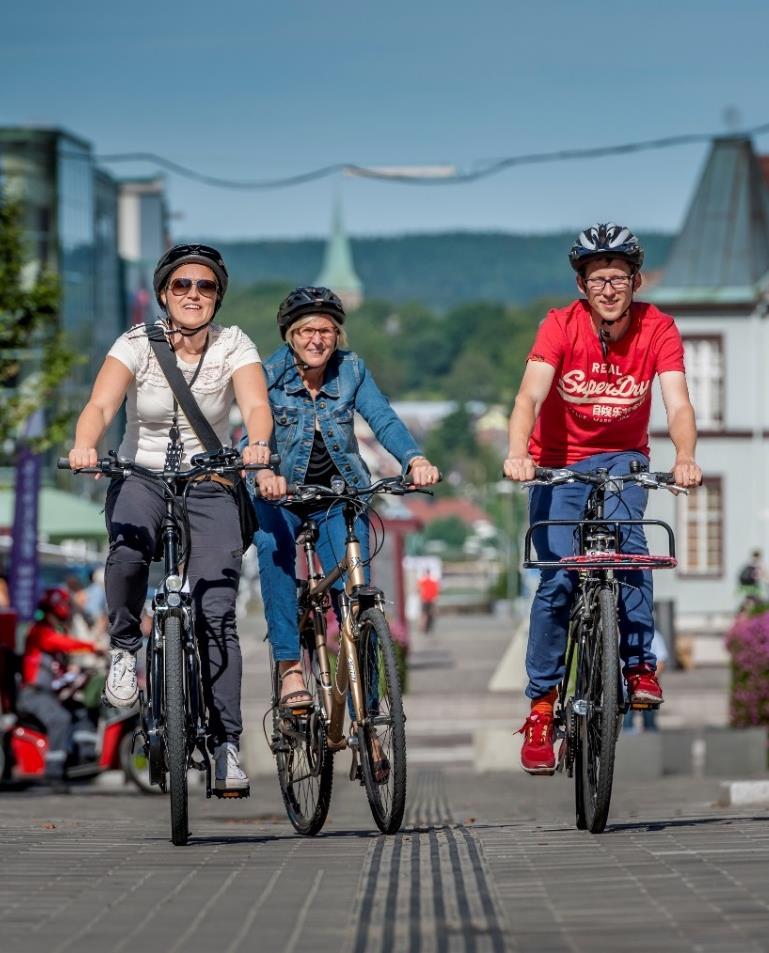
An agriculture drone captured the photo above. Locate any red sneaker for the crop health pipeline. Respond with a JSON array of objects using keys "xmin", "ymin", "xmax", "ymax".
[
  {"xmin": 517, "ymin": 711, "xmax": 556, "ymax": 775},
  {"xmin": 624, "ymin": 664, "xmax": 664, "ymax": 707}
]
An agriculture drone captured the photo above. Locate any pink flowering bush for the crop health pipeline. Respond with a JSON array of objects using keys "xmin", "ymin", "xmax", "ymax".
[{"xmin": 726, "ymin": 607, "xmax": 769, "ymax": 727}]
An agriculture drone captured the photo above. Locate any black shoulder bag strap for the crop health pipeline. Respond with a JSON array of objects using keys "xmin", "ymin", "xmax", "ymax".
[
  {"xmin": 146, "ymin": 323, "xmax": 220, "ymax": 452},
  {"xmin": 145, "ymin": 323, "xmax": 258, "ymax": 550}
]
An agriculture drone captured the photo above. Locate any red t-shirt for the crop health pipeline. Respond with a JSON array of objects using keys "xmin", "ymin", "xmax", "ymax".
[
  {"xmin": 528, "ymin": 299, "xmax": 685, "ymax": 466},
  {"xmin": 418, "ymin": 577, "xmax": 440, "ymax": 603}
]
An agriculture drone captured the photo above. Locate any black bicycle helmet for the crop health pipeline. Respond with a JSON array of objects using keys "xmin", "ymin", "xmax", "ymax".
[
  {"xmin": 153, "ymin": 243, "xmax": 229, "ymax": 313},
  {"xmin": 276, "ymin": 286, "xmax": 346, "ymax": 339},
  {"xmin": 568, "ymin": 223, "xmax": 644, "ymax": 273}
]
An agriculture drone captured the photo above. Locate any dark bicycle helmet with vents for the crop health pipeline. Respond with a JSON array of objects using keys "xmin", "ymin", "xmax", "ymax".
[
  {"xmin": 153, "ymin": 243, "xmax": 229, "ymax": 313},
  {"xmin": 276, "ymin": 286, "xmax": 346, "ymax": 339},
  {"xmin": 568, "ymin": 223, "xmax": 644, "ymax": 273}
]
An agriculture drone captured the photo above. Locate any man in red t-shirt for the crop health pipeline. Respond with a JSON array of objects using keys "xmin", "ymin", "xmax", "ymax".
[{"xmin": 503, "ymin": 224, "xmax": 701, "ymax": 775}]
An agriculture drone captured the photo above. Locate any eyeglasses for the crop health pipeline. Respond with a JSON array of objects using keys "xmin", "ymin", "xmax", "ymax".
[
  {"xmin": 294, "ymin": 326, "xmax": 338, "ymax": 341},
  {"xmin": 168, "ymin": 277, "xmax": 219, "ymax": 298},
  {"xmin": 585, "ymin": 275, "xmax": 633, "ymax": 292}
]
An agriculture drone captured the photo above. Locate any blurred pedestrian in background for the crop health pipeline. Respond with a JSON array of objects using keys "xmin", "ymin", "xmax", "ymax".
[
  {"xmin": 83, "ymin": 567, "xmax": 108, "ymax": 640},
  {"xmin": 737, "ymin": 549, "xmax": 767, "ymax": 604},
  {"xmin": 418, "ymin": 568, "xmax": 441, "ymax": 634}
]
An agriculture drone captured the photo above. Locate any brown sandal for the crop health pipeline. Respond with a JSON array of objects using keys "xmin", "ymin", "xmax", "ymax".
[{"xmin": 278, "ymin": 667, "xmax": 312, "ymax": 709}]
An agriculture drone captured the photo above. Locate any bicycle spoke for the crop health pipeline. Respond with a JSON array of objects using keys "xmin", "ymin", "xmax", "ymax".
[
  {"xmin": 273, "ymin": 634, "xmax": 333, "ymax": 836},
  {"xmin": 357, "ymin": 608, "xmax": 406, "ymax": 834}
]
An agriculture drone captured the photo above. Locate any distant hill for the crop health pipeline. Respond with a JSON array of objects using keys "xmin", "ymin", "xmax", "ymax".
[{"xmin": 211, "ymin": 231, "xmax": 674, "ymax": 309}]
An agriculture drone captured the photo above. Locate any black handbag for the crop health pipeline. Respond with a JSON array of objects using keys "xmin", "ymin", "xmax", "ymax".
[{"xmin": 147, "ymin": 325, "xmax": 259, "ymax": 552}]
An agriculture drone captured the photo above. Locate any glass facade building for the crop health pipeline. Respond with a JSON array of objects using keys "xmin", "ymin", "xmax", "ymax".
[
  {"xmin": 0, "ymin": 128, "xmax": 135, "ymax": 466},
  {"xmin": 0, "ymin": 128, "xmax": 124, "ymax": 387}
]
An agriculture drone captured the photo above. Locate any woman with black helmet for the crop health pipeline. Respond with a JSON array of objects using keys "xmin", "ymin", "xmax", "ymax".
[
  {"xmin": 252, "ymin": 286, "xmax": 439, "ymax": 708},
  {"xmin": 67, "ymin": 243, "xmax": 278, "ymax": 793}
]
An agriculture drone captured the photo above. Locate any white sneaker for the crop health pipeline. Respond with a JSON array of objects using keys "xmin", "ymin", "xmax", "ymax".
[
  {"xmin": 214, "ymin": 742, "xmax": 250, "ymax": 792},
  {"xmin": 104, "ymin": 649, "xmax": 139, "ymax": 708}
]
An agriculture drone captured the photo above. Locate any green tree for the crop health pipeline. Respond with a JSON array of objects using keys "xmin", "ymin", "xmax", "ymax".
[
  {"xmin": 424, "ymin": 403, "xmax": 501, "ymax": 490},
  {"xmin": 0, "ymin": 195, "xmax": 79, "ymax": 455}
]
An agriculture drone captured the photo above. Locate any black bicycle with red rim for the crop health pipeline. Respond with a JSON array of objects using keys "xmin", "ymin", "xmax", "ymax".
[{"xmin": 522, "ymin": 461, "xmax": 684, "ymax": 833}]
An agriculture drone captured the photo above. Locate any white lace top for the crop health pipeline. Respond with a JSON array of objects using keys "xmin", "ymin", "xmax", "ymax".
[{"xmin": 108, "ymin": 323, "xmax": 260, "ymax": 469}]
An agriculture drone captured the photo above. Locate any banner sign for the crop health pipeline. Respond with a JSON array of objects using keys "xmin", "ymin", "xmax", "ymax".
[{"xmin": 8, "ymin": 446, "xmax": 43, "ymax": 623}]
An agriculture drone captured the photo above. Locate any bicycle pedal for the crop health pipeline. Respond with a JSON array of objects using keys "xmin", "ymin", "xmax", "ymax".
[
  {"xmin": 213, "ymin": 787, "xmax": 250, "ymax": 799},
  {"xmin": 278, "ymin": 701, "xmax": 312, "ymax": 717},
  {"xmin": 556, "ymin": 739, "xmax": 568, "ymax": 772},
  {"xmin": 630, "ymin": 701, "xmax": 661, "ymax": 711}
]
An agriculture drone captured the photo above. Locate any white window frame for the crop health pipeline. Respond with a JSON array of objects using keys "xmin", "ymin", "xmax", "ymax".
[
  {"xmin": 676, "ymin": 476, "xmax": 723, "ymax": 577},
  {"xmin": 683, "ymin": 335, "xmax": 724, "ymax": 431}
]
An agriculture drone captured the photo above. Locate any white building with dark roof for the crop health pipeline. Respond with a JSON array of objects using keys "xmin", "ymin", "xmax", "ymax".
[{"xmin": 645, "ymin": 135, "xmax": 769, "ymax": 636}]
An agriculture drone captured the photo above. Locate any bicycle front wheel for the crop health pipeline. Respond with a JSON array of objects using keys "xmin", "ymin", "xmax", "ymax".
[
  {"xmin": 575, "ymin": 585, "xmax": 621, "ymax": 834},
  {"xmin": 273, "ymin": 625, "xmax": 334, "ymax": 836},
  {"xmin": 357, "ymin": 608, "xmax": 407, "ymax": 834},
  {"xmin": 164, "ymin": 615, "xmax": 189, "ymax": 846}
]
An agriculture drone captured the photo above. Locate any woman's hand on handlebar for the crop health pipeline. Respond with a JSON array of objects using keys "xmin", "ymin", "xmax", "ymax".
[
  {"xmin": 408, "ymin": 456, "xmax": 440, "ymax": 487},
  {"xmin": 503, "ymin": 453, "xmax": 536, "ymax": 482},
  {"xmin": 241, "ymin": 442, "xmax": 272, "ymax": 468},
  {"xmin": 68, "ymin": 447, "xmax": 101, "ymax": 478},
  {"xmin": 256, "ymin": 469, "xmax": 287, "ymax": 500}
]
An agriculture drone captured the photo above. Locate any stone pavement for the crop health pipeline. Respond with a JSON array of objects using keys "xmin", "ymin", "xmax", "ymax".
[
  {"xmin": 3, "ymin": 612, "xmax": 769, "ymax": 952},
  {"xmin": 3, "ymin": 772, "xmax": 769, "ymax": 952}
]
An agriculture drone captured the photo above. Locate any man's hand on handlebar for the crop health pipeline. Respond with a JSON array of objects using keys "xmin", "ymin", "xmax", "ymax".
[
  {"xmin": 672, "ymin": 456, "xmax": 702, "ymax": 489},
  {"xmin": 256, "ymin": 470, "xmax": 287, "ymax": 500},
  {"xmin": 503, "ymin": 453, "xmax": 536, "ymax": 482}
]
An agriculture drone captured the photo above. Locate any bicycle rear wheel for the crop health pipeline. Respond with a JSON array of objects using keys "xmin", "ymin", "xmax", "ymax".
[
  {"xmin": 575, "ymin": 585, "xmax": 621, "ymax": 834},
  {"xmin": 164, "ymin": 615, "xmax": 189, "ymax": 846},
  {"xmin": 357, "ymin": 608, "xmax": 407, "ymax": 834},
  {"xmin": 273, "ymin": 623, "xmax": 333, "ymax": 836}
]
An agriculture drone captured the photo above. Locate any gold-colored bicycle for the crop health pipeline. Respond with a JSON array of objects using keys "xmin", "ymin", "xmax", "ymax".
[{"xmin": 266, "ymin": 475, "xmax": 428, "ymax": 835}]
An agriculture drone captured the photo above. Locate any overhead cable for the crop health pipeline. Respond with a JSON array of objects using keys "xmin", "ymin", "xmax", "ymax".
[{"xmin": 96, "ymin": 121, "xmax": 769, "ymax": 190}]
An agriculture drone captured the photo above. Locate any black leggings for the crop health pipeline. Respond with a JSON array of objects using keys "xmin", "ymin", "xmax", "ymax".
[{"xmin": 104, "ymin": 476, "xmax": 244, "ymax": 746}]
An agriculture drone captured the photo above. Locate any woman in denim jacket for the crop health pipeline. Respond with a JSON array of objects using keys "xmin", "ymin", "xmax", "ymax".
[{"xmin": 252, "ymin": 287, "xmax": 439, "ymax": 708}]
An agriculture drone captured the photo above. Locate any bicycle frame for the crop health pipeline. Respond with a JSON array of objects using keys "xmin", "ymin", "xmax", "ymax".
[
  {"xmin": 297, "ymin": 498, "xmax": 384, "ymax": 749},
  {"xmin": 142, "ymin": 476, "xmax": 211, "ymax": 794}
]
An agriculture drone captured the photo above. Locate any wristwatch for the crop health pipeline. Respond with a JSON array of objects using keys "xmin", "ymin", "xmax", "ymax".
[{"xmin": 250, "ymin": 440, "xmax": 270, "ymax": 448}]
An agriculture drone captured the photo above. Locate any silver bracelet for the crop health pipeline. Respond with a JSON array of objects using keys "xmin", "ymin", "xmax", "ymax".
[{"xmin": 250, "ymin": 440, "xmax": 270, "ymax": 448}]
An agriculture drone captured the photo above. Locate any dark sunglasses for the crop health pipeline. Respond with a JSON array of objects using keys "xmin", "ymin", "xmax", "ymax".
[{"xmin": 168, "ymin": 277, "xmax": 219, "ymax": 298}]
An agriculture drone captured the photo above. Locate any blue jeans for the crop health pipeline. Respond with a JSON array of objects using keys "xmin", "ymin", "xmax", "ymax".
[
  {"xmin": 525, "ymin": 450, "xmax": 656, "ymax": 700},
  {"xmin": 254, "ymin": 499, "xmax": 370, "ymax": 661}
]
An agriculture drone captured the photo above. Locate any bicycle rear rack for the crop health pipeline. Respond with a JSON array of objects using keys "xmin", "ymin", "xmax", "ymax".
[{"xmin": 523, "ymin": 518, "xmax": 676, "ymax": 570}]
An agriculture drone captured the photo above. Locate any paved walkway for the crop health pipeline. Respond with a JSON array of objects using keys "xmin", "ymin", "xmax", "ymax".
[
  {"xmin": 2, "ymin": 772, "xmax": 769, "ymax": 952},
  {"xmin": 2, "ymin": 612, "xmax": 767, "ymax": 952}
]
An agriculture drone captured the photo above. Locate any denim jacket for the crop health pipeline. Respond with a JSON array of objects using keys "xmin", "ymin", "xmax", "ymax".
[{"xmin": 259, "ymin": 345, "xmax": 423, "ymax": 487}]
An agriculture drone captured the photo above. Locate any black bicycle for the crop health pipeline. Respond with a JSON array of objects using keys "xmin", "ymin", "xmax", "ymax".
[
  {"xmin": 265, "ymin": 475, "xmax": 433, "ymax": 836},
  {"xmin": 523, "ymin": 462, "xmax": 685, "ymax": 833},
  {"xmin": 60, "ymin": 448, "xmax": 270, "ymax": 846}
]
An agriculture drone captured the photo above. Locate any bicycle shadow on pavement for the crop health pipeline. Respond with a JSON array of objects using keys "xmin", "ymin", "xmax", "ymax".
[
  {"xmin": 182, "ymin": 827, "xmax": 388, "ymax": 847},
  {"xmin": 604, "ymin": 813, "xmax": 769, "ymax": 834}
]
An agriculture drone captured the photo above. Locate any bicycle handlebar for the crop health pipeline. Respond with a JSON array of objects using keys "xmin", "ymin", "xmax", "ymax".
[
  {"xmin": 57, "ymin": 448, "xmax": 280, "ymax": 481},
  {"xmin": 281, "ymin": 472, "xmax": 442, "ymax": 503},
  {"xmin": 528, "ymin": 466, "xmax": 684, "ymax": 492}
]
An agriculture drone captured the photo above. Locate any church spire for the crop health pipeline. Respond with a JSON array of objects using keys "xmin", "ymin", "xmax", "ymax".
[{"xmin": 315, "ymin": 196, "xmax": 363, "ymax": 311}]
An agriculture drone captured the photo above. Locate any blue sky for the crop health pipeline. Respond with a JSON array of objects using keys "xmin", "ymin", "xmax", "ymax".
[{"xmin": 3, "ymin": 0, "xmax": 769, "ymax": 240}]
